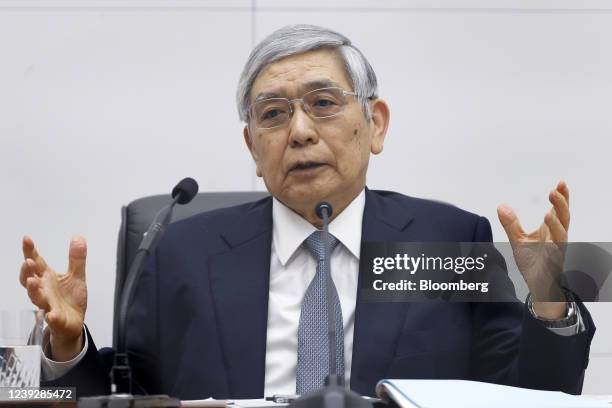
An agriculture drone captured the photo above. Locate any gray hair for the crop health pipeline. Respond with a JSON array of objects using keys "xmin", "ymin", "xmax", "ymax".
[{"xmin": 236, "ymin": 24, "xmax": 379, "ymax": 123}]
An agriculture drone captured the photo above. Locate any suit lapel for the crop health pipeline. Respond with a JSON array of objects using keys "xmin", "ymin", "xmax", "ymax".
[
  {"xmin": 350, "ymin": 189, "xmax": 416, "ymax": 395},
  {"xmin": 208, "ymin": 198, "xmax": 273, "ymax": 398}
]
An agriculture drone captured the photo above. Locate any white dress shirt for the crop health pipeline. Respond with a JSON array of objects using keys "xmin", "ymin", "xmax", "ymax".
[{"xmin": 264, "ymin": 190, "xmax": 365, "ymax": 396}]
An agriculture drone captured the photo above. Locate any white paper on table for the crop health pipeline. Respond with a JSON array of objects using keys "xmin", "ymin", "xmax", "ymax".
[
  {"xmin": 180, "ymin": 398, "xmax": 287, "ymax": 408},
  {"xmin": 180, "ymin": 398, "xmax": 227, "ymax": 407},
  {"xmin": 376, "ymin": 379, "xmax": 612, "ymax": 408},
  {"xmin": 229, "ymin": 399, "xmax": 288, "ymax": 408}
]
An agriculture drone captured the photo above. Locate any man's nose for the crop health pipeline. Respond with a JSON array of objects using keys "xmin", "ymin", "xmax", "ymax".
[{"xmin": 288, "ymin": 103, "xmax": 319, "ymax": 147}]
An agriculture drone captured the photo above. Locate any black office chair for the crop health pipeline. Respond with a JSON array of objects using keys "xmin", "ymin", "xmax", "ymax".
[{"xmin": 113, "ymin": 191, "xmax": 269, "ymax": 347}]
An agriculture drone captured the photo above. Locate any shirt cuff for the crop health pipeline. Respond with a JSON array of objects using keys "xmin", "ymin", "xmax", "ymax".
[{"xmin": 40, "ymin": 326, "xmax": 89, "ymax": 381}]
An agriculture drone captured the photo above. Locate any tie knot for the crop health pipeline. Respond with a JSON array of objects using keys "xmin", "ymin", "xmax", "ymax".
[{"xmin": 303, "ymin": 230, "xmax": 340, "ymax": 261}]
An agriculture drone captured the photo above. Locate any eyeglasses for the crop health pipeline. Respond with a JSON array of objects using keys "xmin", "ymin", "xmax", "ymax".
[{"xmin": 250, "ymin": 87, "xmax": 358, "ymax": 130}]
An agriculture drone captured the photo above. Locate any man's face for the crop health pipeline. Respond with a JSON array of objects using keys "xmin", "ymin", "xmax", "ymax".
[{"xmin": 244, "ymin": 48, "xmax": 388, "ymax": 222}]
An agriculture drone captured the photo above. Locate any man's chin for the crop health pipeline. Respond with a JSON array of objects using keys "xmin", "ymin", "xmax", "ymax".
[{"xmin": 279, "ymin": 186, "xmax": 334, "ymax": 211}]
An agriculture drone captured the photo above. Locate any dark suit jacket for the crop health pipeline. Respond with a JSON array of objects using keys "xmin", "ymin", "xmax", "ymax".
[{"xmin": 46, "ymin": 189, "xmax": 595, "ymax": 399}]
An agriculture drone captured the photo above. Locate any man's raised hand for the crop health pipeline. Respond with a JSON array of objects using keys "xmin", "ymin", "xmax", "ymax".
[
  {"xmin": 20, "ymin": 235, "xmax": 88, "ymax": 361},
  {"xmin": 497, "ymin": 181, "xmax": 570, "ymax": 319}
]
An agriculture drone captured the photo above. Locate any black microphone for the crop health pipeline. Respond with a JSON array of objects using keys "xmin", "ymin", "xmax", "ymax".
[
  {"xmin": 80, "ymin": 178, "xmax": 198, "ymax": 408},
  {"xmin": 172, "ymin": 177, "xmax": 199, "ymax": 204},
  {"xmin": 289, "ymin": 202, "xmax": 371, "ymax": 408},
  {"xmin": 137, "ymin": 178, "xmax": 198, "ymax": 255},
  {"xmin": 315, "ymin": 201, "xmax": 333, "ymax": 221},
  {"xmin": 315, "ymin": 202, "xmax": 340, "ymax": 385},
  {"xmin": 115, "ymin": 178, "xmax": 199, "ymax": 391}
]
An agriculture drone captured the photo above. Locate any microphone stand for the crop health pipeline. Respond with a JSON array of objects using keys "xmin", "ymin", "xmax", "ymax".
[
  {"xmin": 79, "ymin": 179, "xmax": 198, "ymax": 408},
  {"xmin": 289, "ymin": 203, "xmax": 372, "ymax": 408}
]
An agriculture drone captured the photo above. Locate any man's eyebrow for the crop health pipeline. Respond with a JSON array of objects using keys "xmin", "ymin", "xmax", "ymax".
[
  {"xmin": 302, "ymin": 79, "xmax": 344, "ymax": 91},
  {"xmin": 254, "ymin": 91, "xmax": 282, "ymax": 102},
  {"xmin": 253, "ymin": 80, "xmax": 347, "ymax": 102}
]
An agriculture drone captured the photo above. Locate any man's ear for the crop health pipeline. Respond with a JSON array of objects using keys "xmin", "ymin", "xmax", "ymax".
[
  {"xmin": 369, "ymin": 99, "xmax": 390, "ymax": 155},
  {"xmin": 243, "ymin": 126, "xmax": 262, "ymax": 177}
]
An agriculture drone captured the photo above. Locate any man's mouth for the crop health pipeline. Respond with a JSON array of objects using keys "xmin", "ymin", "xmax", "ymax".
[{"xmin": 289, "ymin": 161, "xmax": 326, "ymax": 173}]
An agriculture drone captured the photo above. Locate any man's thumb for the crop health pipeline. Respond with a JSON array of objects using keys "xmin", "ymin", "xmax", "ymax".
[
  {"xmin": 68, "ymin": 235, "xmax": 87, "ymax": 278},
  {"xmin": 497, "ymin": 204, "xmax": 523, "ymax": 242}
]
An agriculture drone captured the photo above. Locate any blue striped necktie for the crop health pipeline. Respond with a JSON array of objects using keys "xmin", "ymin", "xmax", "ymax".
[{"xmin": 296, "ymin": 230, "xmax": 345, "ymax": 395}]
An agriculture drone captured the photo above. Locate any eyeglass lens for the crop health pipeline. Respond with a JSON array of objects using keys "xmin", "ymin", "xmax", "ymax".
[{"xmin": 252, "ymin": 87, "xmax": 349, "ymax": 129}]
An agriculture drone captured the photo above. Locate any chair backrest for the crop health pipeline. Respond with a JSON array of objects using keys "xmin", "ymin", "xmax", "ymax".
[{"xmin": 113, "ymin": 191, "xmax": 269, "ymax": 346}]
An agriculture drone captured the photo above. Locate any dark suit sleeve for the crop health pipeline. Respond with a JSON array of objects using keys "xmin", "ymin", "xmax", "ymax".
[
  {"xmin": 516, "ymin": 299, "xmax": 595, "ymax": 393},
  {"xmin": 41, "ymin": 326, "xmax": 111, "ymax": 397},
  {"xmin": 41, "ymin": 251, "xmax": 163, "ymax": 397},
  {"xmin": 468, "ymin": 216, "xmax": 596, "ymax": 395}
]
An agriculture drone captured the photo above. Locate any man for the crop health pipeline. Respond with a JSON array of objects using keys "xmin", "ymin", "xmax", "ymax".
[{"xmin": 20, "ymin": 25, "xmax": 594, "ymax": 399}]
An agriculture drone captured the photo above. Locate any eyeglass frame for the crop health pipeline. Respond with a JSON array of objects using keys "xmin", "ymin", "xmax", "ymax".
[{"xmin": 248, "ymin": 86, "xmax": 360, "ymax": 130}]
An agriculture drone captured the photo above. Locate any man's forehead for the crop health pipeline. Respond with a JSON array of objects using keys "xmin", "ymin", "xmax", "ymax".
[{"xmin": 250, "ymin": 49, "xmax": 352, "ymax": 101}]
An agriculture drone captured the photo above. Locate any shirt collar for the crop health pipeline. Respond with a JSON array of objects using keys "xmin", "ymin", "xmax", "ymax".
[{"xmin": 272, "ymin": 189, "xmax": 365, "ymax": 266}]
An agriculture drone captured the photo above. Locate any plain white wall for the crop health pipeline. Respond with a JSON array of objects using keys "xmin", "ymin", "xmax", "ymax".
[{"xmin": 1, "ymin": 0, "xmax": 610, "ymax": 394}]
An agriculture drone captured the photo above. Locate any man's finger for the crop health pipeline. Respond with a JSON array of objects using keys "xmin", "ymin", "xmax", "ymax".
[
  {"xmin": 544, "ymin": 211, "xmax": 567, "ymax": 244},
  {"xmin": 557, "ymin": 180, "xmax": 570, "ymax": 206},
  {"xmin": 22, "ymin": 235, "xmax": 49, "ymax": 272},
  {"xmin": 67, "ymin": 236, "xmax": 87, "ymax": 280},
  {"xmin": 549, "ymin": 190, "xmax": 570, "ymax": 231},
  {"xmin": 45, "ymin": 310, "xmax": 74, "ymax": 338},
  {"xmin": 25, "ymin": 277, "xmax": 50, "ymax": 311},
  {"xmin": 19, "ymin": 258, "xmax": 41, "ymax": 287},
  {"xmin": 45, "ymin": 310, "xmax": 63, "ymax": 330},
  {"xmin": 497, "ymin": 204, "xmax": 525, "ymax": 243}
]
